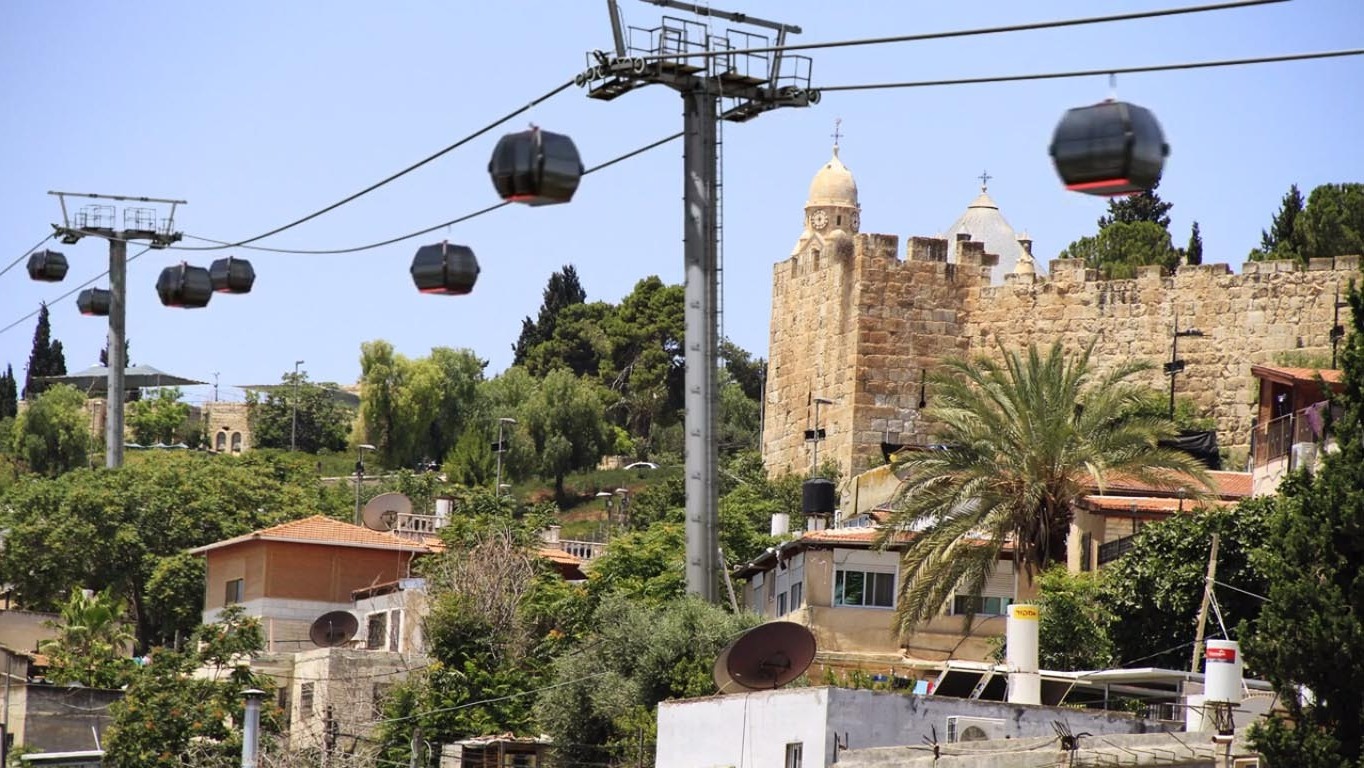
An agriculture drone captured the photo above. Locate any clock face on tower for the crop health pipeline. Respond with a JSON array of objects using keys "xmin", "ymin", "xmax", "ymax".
[{"xmin": 811, "ymin": 210, "xmax": 828, "ymax": 230}]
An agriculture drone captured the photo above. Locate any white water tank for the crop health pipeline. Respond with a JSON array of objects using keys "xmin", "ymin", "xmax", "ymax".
[
  {"xmin": 435, "ymin": 496, "xmax": 453, "ymax": 523},
  {"xmin": 770, "ymin": 513, "xmax": 790, "ymax": 536},
  {"xmin": 1204, "ymin": 640, "xmax": 1244, "ymax": 704},
  {"xmin": 1006, "ymin": 604, "xmax": 1041, "ymax": 705}
]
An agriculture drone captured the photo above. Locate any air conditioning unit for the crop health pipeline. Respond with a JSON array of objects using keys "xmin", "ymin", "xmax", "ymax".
[{"xmin": 946, "ymin": 716, "xmax": 1007, "ymax": 743}]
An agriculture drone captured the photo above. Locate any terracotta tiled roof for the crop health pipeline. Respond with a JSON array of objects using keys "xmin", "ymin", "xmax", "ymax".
[
  {"xmin": 537, "ymin": 547, "xmax": 584, "ymax": 566},
  {"xmin": 1090, "ymin": 470, "xmax": 1252, "ymax": 499},
  {"xmin": 1250, "ymin": 364, "xmax": 1344, "ymax": 385},
  {"xmin": 188, "ymin": 515, "xmax": 439, "ymax": 554},
  {"xmin": 1079, "ymin": 495, "xmax": 1237, "ymax": 514}
]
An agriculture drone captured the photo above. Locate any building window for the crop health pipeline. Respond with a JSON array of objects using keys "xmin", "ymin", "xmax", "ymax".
[
  {"xmin": 299, "ymin": 682, "xmax": 314, "ymax": 717},
  {"xmin": 367, "ymin": 612, "xmax": 389, "ymax": 650},
  {"xmin": 778, "ymin": 592, "xmax": 788, "ymax": 616},
  {"xmin": 834, "ymin": 569, "xmax": 895, "ymax": 608},
  {"xmin": 388, "ymin": 609, "xmax": 402, "ymax": 651},
  {"xmin": 785, "ymin": 742, "xmax": 803, "ymax": 768},
  {"xmin": 951, "ymin": 595, "xmax": 1013, "ymax": 616},
  {"xmin": 224, "ymin": 578, "xmax": 244, "ymax": 605},
  {"xmin": 1080, "ymin": 532, "xmax": 1093, "ymax": 572},
  {"xmin": 215, "ymin": 432, "xmax": 227, "ymax": 451},
  {"xmin": 230, "ymin": 432, "xmax": 243, "ymax": 453},
  {"xmin": 790, "ymin": 581, "xmax": 803, "ymax": 610}
]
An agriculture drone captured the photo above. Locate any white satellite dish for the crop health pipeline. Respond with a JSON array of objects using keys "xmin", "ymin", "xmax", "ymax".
[{"xmin": 362, "ymin": 492, "xmax": 412, "ymax": 532}]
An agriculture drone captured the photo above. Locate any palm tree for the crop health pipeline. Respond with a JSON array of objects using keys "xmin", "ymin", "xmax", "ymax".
[
  {"xmin": 878, "ymin": 340, "xmax": 1211, "ymax": 635},
  {"xmin": 41, "ymin": 586, "xmax": 136, "ymax": 688}
]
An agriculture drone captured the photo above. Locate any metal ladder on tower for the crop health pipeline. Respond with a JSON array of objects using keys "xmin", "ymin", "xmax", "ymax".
[{"xmin": 714, "ymin": 88, "xmax": 726, "ymax": 359}]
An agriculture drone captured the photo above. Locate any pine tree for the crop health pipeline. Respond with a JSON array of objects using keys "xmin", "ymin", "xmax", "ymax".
[
  {"xmin": 1185, "ymin": 221, "xmax": 1203, "ymax": 265},
  {"xmin": 1097, "ymin": 180, "xmax": 1173, "ymax": 231},
  {"xmin": 0, "ymin": 364, "xmax": 17, "ymax": 418},
  {"xmin": 511, "ymin": 264, "xmax": 587, "ymax": 364},
  {"xmin": 1252, "ymin": 183, "xmax": 1305, "ymax": 262},
  {"xmin": 22, "ymin": 303, "xmax": 67, "ymax": 400},
  {"xmin": 1248, "ymin": 281, "xmax": 1364, "ymax": 764}
]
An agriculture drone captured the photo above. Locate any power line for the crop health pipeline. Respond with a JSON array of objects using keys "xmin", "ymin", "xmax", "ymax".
[
  {"xmin": 630, "ymin": 0, "xmax": 1289, "ymax": 61},
  {"xmin": 817, "ymin": 48, "xmax": 1364, "ymax": 92},
  {"xmin": 175, "ymin": 131, "xmax": 685, "ymax": 256},
  {"xmin": 0, "ymin": 234, "xmax": 56, "ymax": 279},
  {"xmin": 171, "ymin": 78, "xmax": 576, "ymax": 252},
  {"xmin": 0, "ymin": 245, "xmax": 154, "ymax": 336}
]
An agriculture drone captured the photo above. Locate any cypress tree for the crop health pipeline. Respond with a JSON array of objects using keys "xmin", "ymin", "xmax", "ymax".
[
  {"xmin": 0, "ymin": 364, "xmax": 17, "ymax": 418},
  {"xmin": 22, "ymin": 303, "xmax": 67, "ymax": 399}
]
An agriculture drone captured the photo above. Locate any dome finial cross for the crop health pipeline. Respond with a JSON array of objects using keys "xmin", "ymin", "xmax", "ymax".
[
  {"xmin": 979, "ymin": 170, "xmax": 992, "ymax": 192},
  {"xmin": 831, "ymin": 118, "xmax": 843, "ymax": 151}
]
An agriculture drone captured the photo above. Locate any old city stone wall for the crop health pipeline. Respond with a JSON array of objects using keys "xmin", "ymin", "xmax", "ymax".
[{"xmin": 763, "ymin": 227, "xmax": 1358, "ymax": 478}]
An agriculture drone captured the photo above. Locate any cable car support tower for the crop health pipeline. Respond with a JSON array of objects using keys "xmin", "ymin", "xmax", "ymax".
[{"xmin": 581, "ymin": 0, "xmax": 819, "ymax": 602}]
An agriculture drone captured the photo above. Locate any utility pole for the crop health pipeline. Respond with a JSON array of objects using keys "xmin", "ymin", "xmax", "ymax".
[
  {"xmin": 1165, "ymin": 311, "xmax": 1204, "ymax": 418},
  {"xmin": 213, "ymin": 372, "xmax": 220, "ymax": 402},
  {"xmin": 49, "ymin": 191, "xmax": 184, "ymax": 469},
  {"xmin": 584, "ymin": 0, "xmax": 817, "ymax": 601},
  {"xmin": 292, "ymin": 359, "xmax": 305, "ymax": 452},
  {"xmin": 1190, "ymin": 533, "xmax": 1221, "ymax": 673},
  {"xmin": 494, "ymin": 417, "xmax": 516, "ymax": 495},
  {"xmin": 809, "ymin": 395, "xmax": 834, "ymax": 471}
]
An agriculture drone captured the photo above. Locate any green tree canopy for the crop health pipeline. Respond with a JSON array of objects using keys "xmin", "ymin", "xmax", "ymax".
[
  {"xmin": 520, "ymin": 369, "xmax": 611, "ymax": 497},
  {"xmin": 0, "ymin": 451, "xmax": 336, "ymax": 649},
  {"xmin": 127, "ymin": 387, "xmax": 191, "ymax": 446},
  {"xmin": 513, "ymin": 264, "xmax": 587, "ymax": 365},
  {"xmin": 1255, "ymin": 183, "xmax": 1305, "ymax": 262},
  {"xmin": 879, "ymin": 341, "xmax": 1211, "ymax": 634},
  {"xmin": 0, "ymin": 363, "xmax": 18, "ymax": 418},
  {"xmin": 103, "ymin": 606, "xmax": 281, "ymax": 768},
  {"xmin": 1185, "ymin": 221, "xmax": 1203, "ymax": 266},
  {"xmin": 1060, "ymin": 220, "xmax": 1181, "ymax": 279},
  {"xmin": 1247, "ymin": 282, "xmax": 1364, "ymax": 764},
  {"xmin": 1250, "ymin": 182, "xmax": 1364, "ymax": 264},
  {"xmin": 22, "ymin": 302, "xmax": 66, "ymax": 399},
  {"xmin": 1097, "ymin": 181, "xmax": 1174, "ymax": 231},
  {"xmin": 355, "ymin": 342, "xmax": 486, "ymax": 468},
  {"xmin": 40, "ymin": 586, "xmax": 137, "ymax": 689},
  {"xmin": 247, "ymin": 371, "xmax": 353, "ymax": 453},
  {"xmin": 9, "ymin": 383, "xmax": 89, "ymax": 475}
]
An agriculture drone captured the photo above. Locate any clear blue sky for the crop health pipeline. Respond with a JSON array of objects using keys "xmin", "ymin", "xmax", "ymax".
[{"xmin": 2, "ymin": 1, "xmax": 1360, "ymax": 406}]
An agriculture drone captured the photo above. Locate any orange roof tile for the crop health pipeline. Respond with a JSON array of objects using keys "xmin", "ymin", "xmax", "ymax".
[
  {"xmin": 188, "ymin": 515, "xmax": 439, "ymax": 555},
  {"xmin": 1090, "ymin": 470, "xmax": 1251, "ymax": 499},
  {"xmin": 538, "ymin": 547, "xmax": 584, "ymax": 566},
  {"xmin": 1251, "ymin": 364, "xmax": 1344, "ymax": 386},
  {"xmin": 1079, "ymin": 495, "xmax": 1237, "ymax": 514}
]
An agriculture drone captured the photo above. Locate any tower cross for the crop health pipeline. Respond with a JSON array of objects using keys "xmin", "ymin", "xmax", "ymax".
[
  {"xmin": 831, "ymin": 118, "xmax": 843, "ymax": 148},
  {"xmin": 979, "ymin": 170, "xmax": 992, "ymax": 190}
]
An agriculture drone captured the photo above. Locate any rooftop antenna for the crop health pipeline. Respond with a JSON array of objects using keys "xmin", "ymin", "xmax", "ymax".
[
  {"xmin": 712, "ymin": 621, "xmax": 817, "ymax": 694},
  {"xmin": 48, "ymin": 190, "xmax": 186, "ymax": 469}
]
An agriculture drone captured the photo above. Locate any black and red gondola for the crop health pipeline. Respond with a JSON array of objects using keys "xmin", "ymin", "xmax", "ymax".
[
  {"xmin": 156, "ymin": 263, "xmax": 213, "ymax": 308},
  {"xmin": 209, "ymin": 256, "xmax": 256, "ymax": 294},
  {"xmin": 1049, "ymin": 100, "xmax": 1169, "ymax": 197},
  {"xmin": 76, "ymin": 288, "xmax": 112, "ymax": 317},
  {"xmin": 26, "ymin": 249, "xmax": 69, "ymax": 282},
  {"xmin": 488, "ymin": 126, "xmax": 584, "ymax": 206},
  {"xmin": 411, "ymin": 241, "xmax": 480, "ymax": 296}
]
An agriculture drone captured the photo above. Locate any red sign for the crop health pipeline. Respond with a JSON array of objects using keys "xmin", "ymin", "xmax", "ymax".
[{"xmin": 1206, "ymin": 646, "xmax": 1237, "ymax": 662}]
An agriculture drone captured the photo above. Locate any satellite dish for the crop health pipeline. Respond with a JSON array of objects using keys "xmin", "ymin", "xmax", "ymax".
[
  {"xmin": 712, "ymin": 621, "xmax": 817, "ymax": 693},
  {"xmin": 362, "ymin": 492, "xmax": 412, "ymax": 532},
  {"xmin": 309, "ymin": 611, "xmax": 359, "ymax": 647}
]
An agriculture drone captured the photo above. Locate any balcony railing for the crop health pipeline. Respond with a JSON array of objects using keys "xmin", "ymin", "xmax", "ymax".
[
  {"xmin": 1251, "ymin": 401, "xmax": 1338, "ymax": 470},
  {"xmin": 1097, "ymin": 535, "xmax": 1136, "ymax": 566}
]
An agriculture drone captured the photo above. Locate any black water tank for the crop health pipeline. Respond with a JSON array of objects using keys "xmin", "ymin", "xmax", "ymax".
[{"xmin": 802, "ymin": 478, "xmax": 836, "ymax": 516}]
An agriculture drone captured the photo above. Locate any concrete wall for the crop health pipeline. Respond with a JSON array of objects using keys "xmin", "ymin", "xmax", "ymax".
[
  {"xmin": 0, "ymin": 611, "xmax": 58, "ymax": 654},
  {"xmin": 763, "ymin": 228, "xmax": 1359, "ymax": 480},
  {"xmin": 657, "ymin": 687, "xmax": 1173, "ymax": 768},
  {"xmin": 6, "ymin": 685, "xmax": 120, "ymax": 755},
  {"xmin": 286, "ymin": 648, "xmax": 422, "ymax": 753}
]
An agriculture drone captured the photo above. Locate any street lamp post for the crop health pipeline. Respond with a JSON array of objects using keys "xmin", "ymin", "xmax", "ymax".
[
  {"xmin": 494, "ymin": 417, "xmax": 516, "ymax": 495},
  {"xmin": 291, "ymin": 360, "xmax": 304, "ymax": 452},
  {"xmin": 808, "ymin": 396, "xmax": 836, "ymax": 471},
  {"xmin": 1165, "ymin": 315, "xmax": 1205, "ymax": 418},
  {"xmin": 354, "ymin": 443, "xmax": 376, "ymax": 525}
]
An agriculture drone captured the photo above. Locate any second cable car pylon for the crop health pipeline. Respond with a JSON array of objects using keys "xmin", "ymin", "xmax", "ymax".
[{"xmin": 579, "ymin": 0, "xmax": 820, "ymax": 603}]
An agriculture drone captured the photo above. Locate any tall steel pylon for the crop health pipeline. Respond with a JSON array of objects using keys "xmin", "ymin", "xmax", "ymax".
[{"xmin": 582, "ymin": 0, "xmax": 819, "ymax": 601}]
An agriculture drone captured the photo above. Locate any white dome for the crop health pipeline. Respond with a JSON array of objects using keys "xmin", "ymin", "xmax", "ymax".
[
  {"xmin": 943, "ymin": 185, "xmax": 1030, "ymax": 284},
  {"xmin": 807, "ymin": 146, "xmax": 858, "ymax": 208}
]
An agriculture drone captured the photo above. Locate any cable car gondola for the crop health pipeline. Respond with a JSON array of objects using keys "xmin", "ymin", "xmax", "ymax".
[
  {"xmin": 488, "ymin": 127, "xmax": 584, "ymax": 206},
  {"xmin": 1049, "ymin": 100, "xmax": 1169, "ymax": 197},
  {"xmin": 411, "ymin": 241, "xmax": 480, "ymax": 296},
  {"xmin": 209, "ymin": 256, "xmax": 256, "ymax": 294},
  {"xmin": 76, "ymin": 288, "xmax": 112, "ymax": 317},
  {"xmin": 156, "ymin": 263, "xmax": 213, "ymax": 308},
  {"xmin": 26, "ymin": 249, "xmax": 69, "ymax": 282}
]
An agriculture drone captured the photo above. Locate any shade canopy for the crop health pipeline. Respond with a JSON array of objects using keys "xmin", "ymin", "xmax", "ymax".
[{"xmin": 38, "ymin": 363, "xmax": 207, "ymax": 394}]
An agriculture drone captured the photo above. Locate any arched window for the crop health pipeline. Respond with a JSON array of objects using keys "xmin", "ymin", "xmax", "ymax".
[
  {"xmin": 231, "ymin": 432, "xmax": 243, "ymax": 453},
  {"xmin": 215, "ymin": 432, "xmax": 227, "ymax": 452}
]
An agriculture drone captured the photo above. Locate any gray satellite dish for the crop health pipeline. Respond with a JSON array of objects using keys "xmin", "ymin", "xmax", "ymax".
[
  {"xmin": 309, "ymin": 610, "xmax": 359, "ymax": 647},
  {"xmin": 362, "ymin": 492, "xmax": 411, "ymax": 532},
  {"xmin": 712, "ymin": 621, "xmax": 817, "ymax": 694}
]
